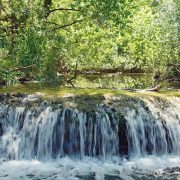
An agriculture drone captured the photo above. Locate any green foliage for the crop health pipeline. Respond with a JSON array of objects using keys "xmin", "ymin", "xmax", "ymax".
[
  {"xmin": 116, "ymin": 0, "xmax": 179, "ymax": 72},
  {"xmin": 0, "ymin": 0, "xmax": 179, "ymax": 83}
]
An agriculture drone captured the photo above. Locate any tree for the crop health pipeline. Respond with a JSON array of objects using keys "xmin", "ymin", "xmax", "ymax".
[{"xmin": 0, "ymin": 0, "xmax": 179, "ymax": 84}]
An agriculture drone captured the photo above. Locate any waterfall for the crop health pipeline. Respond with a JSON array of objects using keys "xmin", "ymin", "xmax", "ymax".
[
  {"xmin": 126, "ymin": 97, "xmax": 180, "ymax": 157},
  {"xmin": 0, "ymin": 95, "xmax": 180, "ymax": 161},
  {"xmin": 0, "ymin": 103, "xmax": 119, "ymax": 160}
]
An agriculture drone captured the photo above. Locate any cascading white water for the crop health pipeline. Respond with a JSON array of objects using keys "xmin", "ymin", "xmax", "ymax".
[
  {"xmin": 0, "ymin": 96, "xmax": 180, "ymax": 160},
  {"xmin": 0, "ymin": 95, "xmax": 180, "ymax": 179},
  {"xmin": 126, "ymin": 97, "xmax": 180, "ymax": 158},
  {"xmin": 0, "ymin": 104, "xmax": 119, "ymax": 160}
]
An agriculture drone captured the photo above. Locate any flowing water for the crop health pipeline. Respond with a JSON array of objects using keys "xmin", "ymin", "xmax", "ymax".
[{"xmin": 0, "ymin": 95, "xmax": 180, "ymax": 179}]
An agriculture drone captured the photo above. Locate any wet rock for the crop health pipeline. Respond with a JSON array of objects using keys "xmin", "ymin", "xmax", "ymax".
[
  {"xmin": 0, "ymin": 122, "xmax": 3, "ymax": 136},
  {"xmin": 0, "ymin": 174, "xmax": 8, "ymax": 178},
  {"xmin": 14, "ymin": 93, "xmax": 27, "ymax": 98},
  {"xmin": 111, "ymin": 107, "xmax": 116, "ymax": 112},
  {"xmin": 118, "ymin": 113, "xmax": 128, "ymax": 155},
  {"xmin": 76, "ymin": 174, "xmax": 96, "ymax": 180},
  {"xmin": 0, "ymin": 94, "xmax": 5, "ymax": 101},
  {"xmin": 40, "ymin": 101, "xmax": 49, "ymax": 108},
  {"xmin": 104, "ymin": 175, "xmax": 124, "ymax": 180}
]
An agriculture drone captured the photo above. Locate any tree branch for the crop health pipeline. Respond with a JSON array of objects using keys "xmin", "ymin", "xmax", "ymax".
[
  {"xmin": 50, "ymin": 20, "xmax": 82, "ymax": 31},
  {"xmin": 156, "ymin": 63, "xmax": 180, "ymax": 82},
  {"xmin": 67, "ymin": 62, "xmax": 78, "ymax": 87},
  {"xmin": 49, "ymin": 7, "xmax": 80, "ymax": 14}
]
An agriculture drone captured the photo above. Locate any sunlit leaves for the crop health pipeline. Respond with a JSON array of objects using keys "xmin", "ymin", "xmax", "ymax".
[{"xmin": 0, "ymin": 0, "xmax": 179, "ymax": 82}]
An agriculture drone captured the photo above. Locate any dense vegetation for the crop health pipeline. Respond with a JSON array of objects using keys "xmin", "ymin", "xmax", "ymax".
[{"xmin": 0, "ymin": 0, "xmax": 179, "ymax": 84}]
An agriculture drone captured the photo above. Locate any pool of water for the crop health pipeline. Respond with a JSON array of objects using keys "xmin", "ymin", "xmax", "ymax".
[
  {"xmin": 74, "ymin": 73, "xmax": 154, "ymax": 89},
  {"xmin": 1, "ymin": 73, "xmax": 180, "ymax": 91},
  {"xmin": 71, "ymin": 73, "xmax": 179, "ymax": 90}
]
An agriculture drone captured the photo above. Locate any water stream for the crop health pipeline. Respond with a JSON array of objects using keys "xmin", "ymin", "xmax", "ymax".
[{"xmin": 0, "ymin": 95, "xmax": 180, "ymax": 179}]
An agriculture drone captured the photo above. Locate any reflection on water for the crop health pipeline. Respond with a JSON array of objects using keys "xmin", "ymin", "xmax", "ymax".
[
  {"xmin": 73, "ymin": 73, "xmax": 180, "ymax": 89},
  {"xmin": 74, "ymin": 73, "xmax": 153, "ymax": 89},
  {"xmin": 1, "ymin": 73, "xmax": 180, "ymax": 90}
]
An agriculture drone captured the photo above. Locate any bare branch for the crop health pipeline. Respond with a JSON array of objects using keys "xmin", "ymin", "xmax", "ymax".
[
  {"xmin": 50, "ymin": 20, "xmax": 82, "ymax": 31},
  {"xmin": 156, "ymin": 63, "xmax": 180, "ymax": 82},
  {"xmin": 49, "ymin": 7, "xmax": 80, "ymax": 14}
]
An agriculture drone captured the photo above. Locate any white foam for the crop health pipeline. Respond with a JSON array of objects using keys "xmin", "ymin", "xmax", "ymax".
[{"xmin": 0, "ymin": 155, "xmax": 180, "ymax": 180}]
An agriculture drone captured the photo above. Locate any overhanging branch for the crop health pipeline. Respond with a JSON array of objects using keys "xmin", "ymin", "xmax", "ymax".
[
  {"xmin": 50, "ymin": 20, "xmax": 82, "ymax": 31},
  {"xmin": 49, "ymin": 7, "xmax": 80, "ymax": 14}
]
